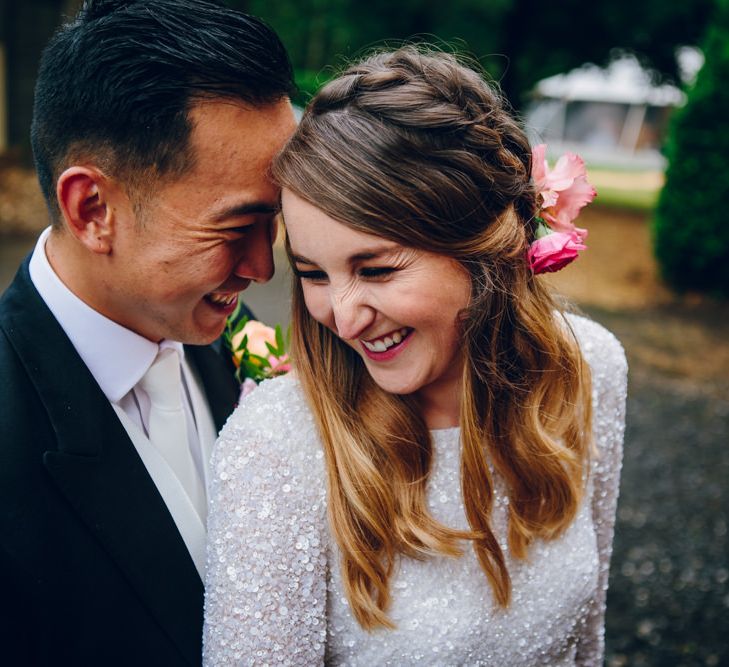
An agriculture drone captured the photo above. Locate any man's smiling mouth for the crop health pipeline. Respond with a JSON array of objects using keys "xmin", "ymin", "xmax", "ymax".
[{"xmin": 205, "ymin": 292, "xmax": 238, "ymax": 309}]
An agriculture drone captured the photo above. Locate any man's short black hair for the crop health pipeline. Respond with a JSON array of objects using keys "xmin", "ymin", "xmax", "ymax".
[{"xmin": 31, "ymin": 0, "xmax": 295, "ymax": 219}]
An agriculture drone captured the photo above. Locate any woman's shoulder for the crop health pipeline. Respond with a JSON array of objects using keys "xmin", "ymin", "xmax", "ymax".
[
  {"xmin": 215, "ymin": 373, "xmax": 321, "ymax": 467},
  {"xmin": 223, "ymin": 372, "xmax": 310, "ymax": 429}
]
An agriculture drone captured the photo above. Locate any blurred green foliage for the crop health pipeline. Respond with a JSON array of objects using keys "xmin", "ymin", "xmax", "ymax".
[
  {"xmin": 230, "ymin": 0, "xmax": 714, "ymax": 106},
  {"xmin": 654, "ymin": 0, "xmax": 729, "ymax": 296},
  {"xmin": 595, "ymin": 187, "xmax": 659, "ymax": 213},
  {"xmin": 290, "ymin": 68, "xmax": 333, "ymax": 107}
]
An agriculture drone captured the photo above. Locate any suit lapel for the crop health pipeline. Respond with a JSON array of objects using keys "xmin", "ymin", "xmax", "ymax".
[{"xmin": 1, "ymin": 261, "xmax": 202, "ymax": 665}]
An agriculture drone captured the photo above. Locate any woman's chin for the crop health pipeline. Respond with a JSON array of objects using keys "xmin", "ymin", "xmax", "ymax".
[{"xmin": 364, "ymin": 369, "xmax": 420, "ymax": 396}]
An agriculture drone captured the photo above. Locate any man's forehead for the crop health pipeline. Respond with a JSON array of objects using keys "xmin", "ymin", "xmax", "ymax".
[
  {"xmin": 187, "ymin": 97, "xmax": 295, "ymax": 133},
  {"xmin": 185, "ymin": 98, "xmax": 295, "ymax": 168}
]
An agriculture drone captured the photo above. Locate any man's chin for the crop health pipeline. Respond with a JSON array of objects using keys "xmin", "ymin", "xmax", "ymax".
[
  {"xmin": 181, "ymin": 297, "xmax": 239, "ymax": 345},
  {"xmin": 187, "ymin": 320, "xmax": 229, "ymax": 346},
  {"xmin": 163, "ymin": 317, "xmax": 228, "ymax": 347}
]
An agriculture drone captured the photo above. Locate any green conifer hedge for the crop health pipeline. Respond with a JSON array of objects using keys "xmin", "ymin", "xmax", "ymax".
[{"xmin": 653, "ymin": 0, "xmax": 729, "ymax": 296}]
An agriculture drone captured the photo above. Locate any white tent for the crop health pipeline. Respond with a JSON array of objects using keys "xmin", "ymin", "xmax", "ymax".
[{"xmin": 524, "ymin": 54, "xmax": 695, "ymax": 169}]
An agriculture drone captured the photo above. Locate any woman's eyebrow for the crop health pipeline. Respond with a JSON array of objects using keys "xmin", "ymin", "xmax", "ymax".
[
  {"xmin": 290, "ymin": 253, "xmax": 316, "ymax": 265},
  {"xmin": 291, "ymin": 246, "xmax": 399, "ymax": 267}
]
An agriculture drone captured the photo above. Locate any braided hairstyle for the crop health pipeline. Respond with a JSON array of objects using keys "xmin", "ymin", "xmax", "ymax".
[{"xmin": 273, "ymin": 47, "xmax": 592, "ymax": 630}]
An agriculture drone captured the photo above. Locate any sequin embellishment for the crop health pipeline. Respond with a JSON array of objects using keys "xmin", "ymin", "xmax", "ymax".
[{"xmin": 203, "ymin": 314, "xmax": 627, "ymax": 666}]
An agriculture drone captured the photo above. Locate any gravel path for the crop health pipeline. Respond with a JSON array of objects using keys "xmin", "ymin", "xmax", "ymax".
[{"xmin": 586, "ymin": 305, "xmax": 729, "ymax": 667}]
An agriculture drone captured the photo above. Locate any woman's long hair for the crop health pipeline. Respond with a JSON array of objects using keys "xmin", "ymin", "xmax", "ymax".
[{"xmin": 272, "ymin": 47, "xmax": 592, "ymax": 630}]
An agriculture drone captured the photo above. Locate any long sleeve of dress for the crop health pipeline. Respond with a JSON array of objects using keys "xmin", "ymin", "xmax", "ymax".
[
  {"xmin": 571, "ymin": 316, "xmax": 628, "ymax": 666},
  {"xmin": 203, "ymin": 375, "xmax": 329, "ymax": 666}
]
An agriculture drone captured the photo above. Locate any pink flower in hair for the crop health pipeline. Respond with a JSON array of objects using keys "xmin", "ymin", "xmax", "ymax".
[
  {"xmin": 528, "ymin": 228, "xmax": 587, "ymax": 274},
  {"xmin": 528, "ymin": 145, "xmax": 596, "ymax": 274}
]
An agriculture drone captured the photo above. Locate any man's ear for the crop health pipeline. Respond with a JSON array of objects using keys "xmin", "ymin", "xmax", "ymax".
[{"xmin": 56, "ymin": 166, "xmax": 116, "ymax": 255}]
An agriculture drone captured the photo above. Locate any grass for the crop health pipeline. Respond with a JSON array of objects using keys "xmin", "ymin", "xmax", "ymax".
[
  {"xmin": 592, "ymin": 186, "xmax": 659, "ymax": 212},
  {"xmin": 587, "ymin": 167, "xmax": 663, "ymax": 213}
]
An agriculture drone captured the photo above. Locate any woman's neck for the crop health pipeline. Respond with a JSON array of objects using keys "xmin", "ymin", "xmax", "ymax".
[{"xmin": 416, "ymin": 373, "xmax": 462, "ymax": 430}]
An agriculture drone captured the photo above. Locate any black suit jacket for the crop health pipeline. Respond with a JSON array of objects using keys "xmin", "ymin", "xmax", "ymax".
[{"xmin": 0, "ymin": 258, "xmax": 241, "ymax": 666}]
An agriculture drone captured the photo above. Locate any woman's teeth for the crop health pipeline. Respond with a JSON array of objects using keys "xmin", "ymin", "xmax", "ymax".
[
  {"xmin": 362, "ymin": 328, "xmax": 410, "ymax": 352},
  {"xmin": 207, "ymin": 293, "xmax": 237, "ymax": 306}
]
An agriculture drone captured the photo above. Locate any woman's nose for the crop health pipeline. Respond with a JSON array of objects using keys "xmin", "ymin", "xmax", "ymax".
[{"xmin": 331, "ymin": 291, "xmax": 375, "ymax": 341}]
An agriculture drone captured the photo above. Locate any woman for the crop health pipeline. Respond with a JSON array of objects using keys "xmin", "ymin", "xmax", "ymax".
[{"xmin": 203, "ymin": 47, "xmax": 627, "ymax": 666}]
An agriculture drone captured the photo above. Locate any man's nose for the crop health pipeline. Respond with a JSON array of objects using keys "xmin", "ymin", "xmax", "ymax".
[
  {"xmin": 232, "ymin": 224, "xmax": 275, "ymax": 283},
  {"xmin": 331, "ymin": 290, "xmax": 375, "ymax": 341}
]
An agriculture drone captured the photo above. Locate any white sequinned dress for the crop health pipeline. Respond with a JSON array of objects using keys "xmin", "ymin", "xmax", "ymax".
[{"xmin": 203, "ymin": 315, "xmax": 627, "ymax": 666}]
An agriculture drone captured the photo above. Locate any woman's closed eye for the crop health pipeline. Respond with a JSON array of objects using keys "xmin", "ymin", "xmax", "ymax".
[
  {"xmin": 359, "ymin": 266, "xmax": 396, "ymax": 279},
  {"xmin": 293, "ymin": 266, "xmax": 397, "ymax": 282},
  {"xmin": 294, "ymin": 268, "xmax": 328, "ymax": 282}
]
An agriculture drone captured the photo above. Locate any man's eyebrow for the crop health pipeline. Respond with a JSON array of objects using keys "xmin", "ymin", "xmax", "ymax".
[{"xmin": 214, "ymin": 202, "xmax": 281, "ymax": 221}]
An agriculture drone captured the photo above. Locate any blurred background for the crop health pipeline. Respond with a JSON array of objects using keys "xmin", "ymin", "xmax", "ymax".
[{"xmin": 1, "ymin": 1, "xmax": 728, "ymax": 664}]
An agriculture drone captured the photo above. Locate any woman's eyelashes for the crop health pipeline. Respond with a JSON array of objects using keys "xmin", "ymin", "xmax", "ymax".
[
  {"xmin": 293, "ymin": 268, "xmax": 328, "ymax": 281},
  {"xmin": 358, "ymin": 266, "xmax": 396, "ymax": 279},
  {"xmin": 293, "ymin": 266, "xmax": 398, "ymax": 282}
]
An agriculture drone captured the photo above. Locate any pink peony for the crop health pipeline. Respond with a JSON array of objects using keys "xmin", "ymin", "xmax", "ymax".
[
  {"xmin": 531, "ymin": 144, "xmax": 596, "ymax": 234},
  {"xmin": 231, "ymin": 320, "xmax": 290, "ymax": 373},
  {"xmin": 528, "ymin": 230, "xmax": 587, "ymax": 274}
]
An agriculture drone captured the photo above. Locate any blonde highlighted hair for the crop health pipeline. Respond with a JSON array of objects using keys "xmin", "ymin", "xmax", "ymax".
[{"xmin": 272, "ymin": 47, "xmax": 592, "ymax": 630}]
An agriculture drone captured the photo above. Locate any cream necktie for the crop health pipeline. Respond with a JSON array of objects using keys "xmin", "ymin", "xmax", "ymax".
[{"xmin": 138, "ymin": 347, "xmax": 207, "ymax": 523}]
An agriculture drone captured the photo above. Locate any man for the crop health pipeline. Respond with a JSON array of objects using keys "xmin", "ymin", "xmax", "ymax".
[{"xmin": 0, "ymin": 1, "xmax": 297, "ymax": 664}]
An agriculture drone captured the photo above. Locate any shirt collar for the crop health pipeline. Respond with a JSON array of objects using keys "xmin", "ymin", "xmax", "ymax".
[{"xmin": 29, "ymin": 227, "xmax": 185, "ymax": 403}]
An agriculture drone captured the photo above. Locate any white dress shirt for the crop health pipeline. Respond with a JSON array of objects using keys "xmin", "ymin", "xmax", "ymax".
[{"xmin": 29, "ymin": 227, "xmax": 217, "ymax": 575}]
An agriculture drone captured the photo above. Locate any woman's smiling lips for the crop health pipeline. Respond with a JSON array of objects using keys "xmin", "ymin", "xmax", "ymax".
[{"xmin": 360, "ymin": 327, "xmax": 413, "ymax": 361}]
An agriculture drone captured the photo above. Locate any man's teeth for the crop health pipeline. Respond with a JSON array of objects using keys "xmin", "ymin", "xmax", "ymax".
[
  {"xmin": 208, "ymin": 293, "xmax": 237, "ymax": 306},
  {"xmin": 362, "ymin": 328, "xmax": 410, "ymax": 352}
]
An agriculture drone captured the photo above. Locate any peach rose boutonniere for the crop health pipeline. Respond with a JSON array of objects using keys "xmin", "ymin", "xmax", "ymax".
[
  {"xmin": 223, "ymin": 303, "xmax": 291, "ymax": 399},
  {"xmin": 528, "ymin": 144, "xmax": 596, "ymax": 274}
]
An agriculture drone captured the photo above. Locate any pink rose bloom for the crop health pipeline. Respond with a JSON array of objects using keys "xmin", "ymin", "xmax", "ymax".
[
  {"xmin": 232, "ymin": 320, "xmax": 290, "ymax": 373},
  {"xmin": 528, "ymin": 230, "xmax": 587, "ymax": 274},
  {"xmin": 531, "ymin": 144, "xmax": 596, "ymax": 233},
  {"xmin": 233, "ymin": 320, "xmax": 276, "ymax": 358}
]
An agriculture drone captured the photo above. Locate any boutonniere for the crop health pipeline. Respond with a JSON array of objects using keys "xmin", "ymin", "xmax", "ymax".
[
  {"xmin": 528, "ymin": 144, "xmax": 597, "ymax": 274},
  {"xmin": 223, "ymin": 302, "xmax": 291, "ymax": 399}
]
